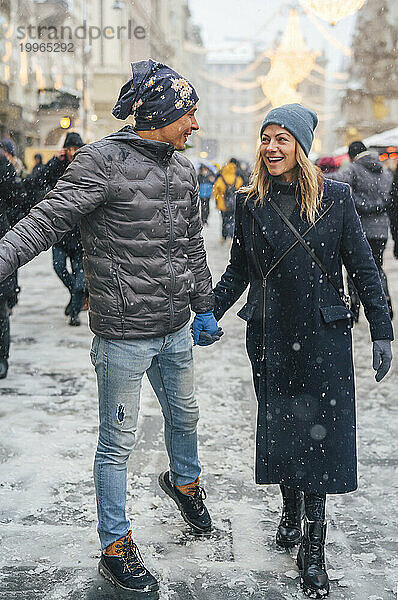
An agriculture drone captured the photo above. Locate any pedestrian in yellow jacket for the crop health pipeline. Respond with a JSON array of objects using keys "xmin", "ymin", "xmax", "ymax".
[
  {"xmin": 213, "ymin": 161, "xmax": 243, "ymax": 242},
  {"xmin": 213, "ymin": 162, "xmax": 243, "ymax": 211}
]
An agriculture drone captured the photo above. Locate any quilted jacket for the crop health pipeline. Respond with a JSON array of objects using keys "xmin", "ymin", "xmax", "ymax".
[{"xmin": 0, "ymin": 126, "xmax": 214, "ymax": 338}]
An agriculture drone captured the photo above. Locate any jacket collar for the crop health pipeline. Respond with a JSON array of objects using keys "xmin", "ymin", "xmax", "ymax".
[
  {"xmin": 246, "ymin": 182, "xmax": 332, "ymax": 252},
  {"xmin": 109, "ymin": 125, "xmax": 175, "ymax": 165},
  {"xmin": 133, "ymin": 137, "xmax": 175, "ymax": 166}
]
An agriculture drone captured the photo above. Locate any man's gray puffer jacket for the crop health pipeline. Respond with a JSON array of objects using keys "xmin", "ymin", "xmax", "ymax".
[{"xmin": 0, "ymin": 126, "xmax": 214, "ymax": 339}]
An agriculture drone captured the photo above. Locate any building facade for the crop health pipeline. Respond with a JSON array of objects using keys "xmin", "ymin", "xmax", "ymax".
[
  {"xmin": 0, "ymin": 0, "xmax": 204, "ymax": 161},
  {"xmin": 336, "ymin": 0, "xmax": 398, "ymax": 145},
  {"xmin": 0, "ymin": 0, "xmax": 40, "ymax": 151},
  {"xmin": 199, "ymin": 45, "xmax": 259, "ymax": 166},
  {"xmin": 89, "ymin": 0, "xmax": 173, "ymax": 140}
]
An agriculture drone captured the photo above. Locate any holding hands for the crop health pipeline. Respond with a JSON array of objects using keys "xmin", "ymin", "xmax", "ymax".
[{"xmin": 191, "ymin": 311, "xmax": 224, "ymax": 346}]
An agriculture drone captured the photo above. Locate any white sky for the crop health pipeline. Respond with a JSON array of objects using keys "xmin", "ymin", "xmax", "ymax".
[{"xmin": 188, "ymin": 0, "xmax": 357, "ymax": 73}]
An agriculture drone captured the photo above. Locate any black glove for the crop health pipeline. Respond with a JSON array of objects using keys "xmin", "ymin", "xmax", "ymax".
[
  {"xmin": 372, "ymin": 340, "xmax": 392, "ymax": 382},
  {"xmin": 197, "ymin": 327, "xmax": 224, "ymax": 347},
  {"xmin": 394, "ymin": 240, "xmax": 398, "ymax": 260}
]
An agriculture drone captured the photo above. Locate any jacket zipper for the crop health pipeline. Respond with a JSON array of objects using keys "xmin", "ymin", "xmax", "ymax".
[
  {"xmin": 115, "ymin": 264, "xmax": 127, "ymax": 335},
  {"xmin": 163, "ymin": 165, "xmax": 176, "ymax": 330},
  {"xmin": 249, "ymin": 203, "xmax": 334, "ymax": 361},
  {"xmin": 250, "ymin": 216, "xmax": 267, "ymax": 361}
]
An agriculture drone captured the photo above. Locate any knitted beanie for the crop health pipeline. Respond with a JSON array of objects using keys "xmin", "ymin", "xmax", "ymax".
[{"xmin": 260, "ymin": 103, "xmax": 318, "ymax": 156}]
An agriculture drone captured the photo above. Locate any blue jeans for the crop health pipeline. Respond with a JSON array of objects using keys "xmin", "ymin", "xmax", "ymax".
[
  {"xmin": 52, "ymin": 246, "xmax": 86, "ymax": 316},
  {"xmin": 90, "ymin": 324, "xmax": 200, "ymax": 550}
]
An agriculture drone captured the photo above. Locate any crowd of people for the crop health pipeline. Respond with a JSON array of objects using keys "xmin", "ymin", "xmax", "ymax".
[
  {"xmin": 0, "ymin": 58, "xmax": 396, "ymax": 599},
  {"xmin": 0, "ymin": 133, "xmax": 89, "ymax": 378},
  {"xmin": 317, "ymin": 142, "xmax": 397, "ymax": 322},
  {"xmin": 197, "ymin": 157, "xmax": 249, "ymax": 242}
]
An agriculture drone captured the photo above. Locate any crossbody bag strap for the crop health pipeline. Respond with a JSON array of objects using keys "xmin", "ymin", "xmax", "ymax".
[{"xmin": 268, "ymin": 197, "xmax": 350, "ymax": 309}]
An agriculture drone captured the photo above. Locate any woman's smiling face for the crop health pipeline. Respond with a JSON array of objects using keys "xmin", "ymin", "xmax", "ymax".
[{"xmin": 260, "ymin": 124, "xmax": 298, "ymax": 182}]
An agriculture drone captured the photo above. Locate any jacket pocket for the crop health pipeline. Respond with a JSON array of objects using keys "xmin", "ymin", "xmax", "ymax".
[
  {"xmin": 114, "ymin": 265, "xmax": 128, "ymax": 315},
  {"xmin": 320, "ymin": 305, "xmax": 354, "ymax": 326},
  {"xmin": 237, "ymin": 302, "xmax": 257, "ymax": 322}
]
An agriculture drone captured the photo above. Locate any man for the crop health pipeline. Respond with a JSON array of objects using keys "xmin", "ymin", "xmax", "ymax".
[
  {"xmin": 26, "ymin": 133, "xmax": 87, "ymax": 326},
  {"xmin": 0, "ymin": 152, "xmax": 25, "ymax": 378},
  {"xmin": 213, "ymin": 158, "xmax": 243, "ymax": 243},
  {"xmin": 0, "ymin": 59, "xmax": 222, "ymax": 593},
  {"xmin": 331, "ymin": 141, "xmax": 393, "ymax": 320},
  {"xmin": 31, "ymin": 153, "xmax": 43, "ymax": 176}
]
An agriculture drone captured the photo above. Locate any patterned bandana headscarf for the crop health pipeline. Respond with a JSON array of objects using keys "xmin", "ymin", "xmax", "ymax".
[{"xmin": 112, "ymin": 59, "xmax": 199, "ymax": 130}]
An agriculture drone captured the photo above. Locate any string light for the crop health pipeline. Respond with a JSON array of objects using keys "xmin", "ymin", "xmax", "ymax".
[
  {"xmin": 303, "ymin": 9, "xmax": 352, "ymax": 56},
  {"xmin": 226, "ymin": 9, "xmax": 321, "ymax": 113},
  {"xmin": 305, "ymin": 74, "xmax": 348, "ymax": 90},
  {"xmin": 300, "ymin": 0, "xmax": 367, "ymax": 26},
  {"xmin": 35, "ymin": 65, "xmax": 46, "ymax": 90},
  {"xmin": 54, "ymin": 74, "xmax": 63, "ymax": 90},
  {"xmin": 200, "ymin": 70, "xmax": 261, "ymax": 90},
  {"xmin": 2, "ymin": 40, "xmax": 12, "ymax": 63},
  {"xmin": 230, "ymin": 97, "xmax": 270, "ymax": 114},
  {"xmin": 183, "ymin": 5, "xmax": 284, "ymax": 55},
  {"xmin": 1, "ymin": 22, "xmax": 12, "ymax": 82},
  {"xmin": 312, "ymin": 63, "xmax": 348, "ymax": 81},
  {"xmin": 191, "ymin": 8, "xmax": 351, "ymax": 116},
  {"xmin": 19, "ymin": 37, "xmax": 28, "ymax": 86}
]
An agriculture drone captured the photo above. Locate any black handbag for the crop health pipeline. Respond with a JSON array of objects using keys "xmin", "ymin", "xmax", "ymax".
[{"xmin": 268, "ymin": 197, "xmax": 350, "ymax": 310}]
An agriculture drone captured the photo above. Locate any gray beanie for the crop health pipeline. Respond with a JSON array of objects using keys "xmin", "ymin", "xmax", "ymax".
[{"xmin": 260, "ymin": 103, "xmax": 318, "ymax": 156}]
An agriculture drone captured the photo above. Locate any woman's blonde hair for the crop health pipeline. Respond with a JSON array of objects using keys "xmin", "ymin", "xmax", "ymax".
[{"xmin": 242, "ymin": 142, "xmax": 324, "ymax": 224}]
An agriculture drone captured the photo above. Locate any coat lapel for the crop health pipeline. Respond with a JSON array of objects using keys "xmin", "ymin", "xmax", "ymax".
[
  {"xmin": 246, "ymin": 195, "xmax": 284, "ymax": 252},
  {"xmin": 246, "ymin": 184, "xmax": 333, "ymax": 256}
]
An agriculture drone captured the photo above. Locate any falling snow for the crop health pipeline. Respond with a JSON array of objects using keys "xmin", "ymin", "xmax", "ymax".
[{"xmin": 0, "ymin": 210, "xmax": 396, "ymax": 599}]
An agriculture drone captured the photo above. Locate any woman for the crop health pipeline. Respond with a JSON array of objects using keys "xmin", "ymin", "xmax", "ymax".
[{"xmin": 213, "ymin": 104, "xmax": 393, "ymax": 598}]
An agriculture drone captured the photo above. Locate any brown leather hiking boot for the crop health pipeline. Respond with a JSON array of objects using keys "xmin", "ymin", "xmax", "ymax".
[{"xmin": 99, "ymin": 530, "xmax": 159, "ymax": 592}]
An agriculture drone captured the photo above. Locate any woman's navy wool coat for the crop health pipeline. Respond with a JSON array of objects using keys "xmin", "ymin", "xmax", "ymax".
[{"xmin": 214, "ymin": 179, "xmax": 393, "ymax": 494}]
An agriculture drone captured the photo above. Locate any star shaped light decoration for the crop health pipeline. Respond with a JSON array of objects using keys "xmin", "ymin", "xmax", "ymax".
[
  {"xmin": 260, "ymin": 9, "xmax": 320, "ymax": 108},
  {"xmin": 299, "ymin": 0, "xmax": 367, "ymax": 26}
]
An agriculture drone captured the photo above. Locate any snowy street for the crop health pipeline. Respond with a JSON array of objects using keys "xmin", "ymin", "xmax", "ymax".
[{"xmin": 0, "ymin": 208, "xmax": 397, "ymax": 600}]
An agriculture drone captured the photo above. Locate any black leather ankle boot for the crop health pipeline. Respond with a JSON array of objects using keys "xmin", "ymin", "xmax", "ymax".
[
  {"xmin": 297, "ymin": 518, "xmax": 329, "ymax": 598},
  {"xmin": 276, "ymin": 484, "xmax": 303, "ymax": 548}
]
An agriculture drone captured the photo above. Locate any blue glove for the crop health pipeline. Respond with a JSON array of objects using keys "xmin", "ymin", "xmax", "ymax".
[
  {"xmin": 373, "ymin": 340, "xmax": 392, "ymax": 382},
  {"xmin": 191, "ymin": 311, "xmax": 220, "ymax": 346}
]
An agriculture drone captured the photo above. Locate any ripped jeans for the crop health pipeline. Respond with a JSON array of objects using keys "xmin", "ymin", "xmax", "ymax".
[{"xmin": 90, "ymin": 324, "xmax": 200, "ymax": 549}]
